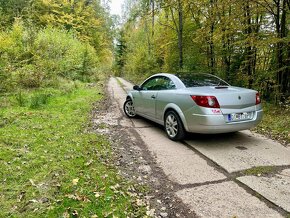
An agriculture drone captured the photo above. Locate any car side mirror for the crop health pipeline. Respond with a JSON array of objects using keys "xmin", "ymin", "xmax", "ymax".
[{"xmin": 133, "ymin": 85, "xmax": 142, "ymax": 91}]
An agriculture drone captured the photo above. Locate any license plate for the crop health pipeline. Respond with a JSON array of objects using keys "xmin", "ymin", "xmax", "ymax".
[{"xmin": 228, "ymin": 112, "xmax": 252, "ymax": 122}]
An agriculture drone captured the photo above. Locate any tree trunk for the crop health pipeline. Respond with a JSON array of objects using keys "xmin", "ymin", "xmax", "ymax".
[
  {"xmin": 169, "ymin": 0, "xmax": 183, "ymax": 70},
  {"xmin": 208, "ymin": 0, "xmax": 216, "ymax": 74},
  {"xmin": 244, "ymin": 0, "xmax": 254, "ymax": 88},
  {"xmin": 275, "ymin": 0, "xmax": 288, "ymax": 102},
  {"xmin": 151, "ymin": 0, "xmax": 155, "ymax": 37},
  {"xmin": 220, "ymin": 2, "xmax": 232, "ymax": 82},
  {"xmin": 144, "ymin": 19, "xmax": 151, "ymax": 55},
  {"xmin": 209, "ymin": 23, "xmax": 215, "ymax": 73},
  {"xmin": 178, "ymin": 0, "xmax": 183, "ymax": 70}
]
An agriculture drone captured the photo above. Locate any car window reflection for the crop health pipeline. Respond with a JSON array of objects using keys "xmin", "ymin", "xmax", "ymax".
[{"xmin": 141, "ymin": 76, "xmax": 176, "ymax": 91}]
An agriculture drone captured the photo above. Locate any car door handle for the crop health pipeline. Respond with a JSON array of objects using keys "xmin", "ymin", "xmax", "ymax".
[{"xmin": 151, "ymin": 95, "xmax": 156, "ymax": 99}]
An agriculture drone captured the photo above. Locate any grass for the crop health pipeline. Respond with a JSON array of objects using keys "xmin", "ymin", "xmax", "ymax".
[
  {"xmin": 254, "ymin": 102, "xmax": 290, "ymax": 146},
  {"xmin": 243, "ymin": 166, "xmax": 275, "ymax": 176},
  {"xmin": 116, "ymin": 78, "xmax": 125, "ymax": 90},
  {"xmin": 0, "ymin": 81, "xmax": 147, "ymax": 217}
]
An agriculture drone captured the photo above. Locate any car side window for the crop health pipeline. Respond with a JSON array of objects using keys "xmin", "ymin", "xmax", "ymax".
[
  {"xmin": 141, "ymin": 77, "xmax": 159, "ymax": 90},
  {"xmin": 164, "ymin": 78, "xmax": 176, "ymax": 90},
  {"xmin": 142, "ymin": 76, "xmax": 176, "ymax": 91}
]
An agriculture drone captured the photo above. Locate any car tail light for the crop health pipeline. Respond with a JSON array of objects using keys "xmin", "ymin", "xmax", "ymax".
[
  {"xmin": 191, "ymin": 95, "xmax": 220, "ymax": 108},
  {"xmin": 256, "ymin": 93, "xmax": 261, "ymax": 105}
]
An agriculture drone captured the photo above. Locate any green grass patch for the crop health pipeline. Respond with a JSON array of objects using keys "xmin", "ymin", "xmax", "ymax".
[
  {"xmin": 0, "ymin": 82, "xmax": 147, "ymax": 217},
  {"xmin": 254, "ymin": 102, "xmax": 290, "ymax": 146},
  {"xmin": 243, "ymin": 166, "xmax": 275, "ymax": 176},
  {"xmin": 116, "ymin": 78, "xmax": 126, "ymax": 90}
]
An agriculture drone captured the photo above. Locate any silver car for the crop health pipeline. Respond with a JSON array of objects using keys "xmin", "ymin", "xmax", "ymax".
[{"xmin": 123, "ymin": 73, "xmax": 263, "ymax": 141}]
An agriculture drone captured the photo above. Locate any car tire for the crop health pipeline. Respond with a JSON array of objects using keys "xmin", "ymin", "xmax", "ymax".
[
  {"xmin": 123, "ymin": 99, "xmax": 136, "ymax": 118},
  {"xmin": 164, "ymin": 110, "xmax": 185, "ymax": 141}
]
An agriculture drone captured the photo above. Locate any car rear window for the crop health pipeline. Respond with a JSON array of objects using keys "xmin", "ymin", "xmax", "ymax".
[{"xmin": 177, "ymin": 73, "xmax": 229, "ymax": 88}]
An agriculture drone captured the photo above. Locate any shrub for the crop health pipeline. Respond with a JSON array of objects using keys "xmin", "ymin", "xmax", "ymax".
[
  {"xmin": 0, "ymin": 22, "xmax": 101, "ymax": 94},
  {"xmin": 16, "ymin": 64, "xmax": 45, "ymax": 88},
  {"xmin": 0, "ymin": 21, "xmax": 26, "ymax": 93},
  {"xmin": 34, "ymin": 27, "xmax": 99, "ymax": 81},
  {"xmin": 0, "ymin": 68, "xmax": 11, "ymax": 93}
]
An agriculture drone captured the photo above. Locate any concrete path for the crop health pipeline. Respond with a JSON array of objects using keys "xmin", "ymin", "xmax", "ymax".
[{"xmin": 106, "ymin": 77, "xmax": 290, "ymax": 217}]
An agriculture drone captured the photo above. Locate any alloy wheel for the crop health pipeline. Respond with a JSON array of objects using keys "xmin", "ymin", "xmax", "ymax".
[
  {"xmin": 124, "ymin": 100, "xmax": 136, "ymax": 117},
  {"xmin": 166, "ymin": 114, "xmax": 178, "ymax": 138}
]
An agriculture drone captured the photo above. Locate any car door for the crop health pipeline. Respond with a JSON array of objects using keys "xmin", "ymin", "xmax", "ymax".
[
  {"xmin": 154, "ymin": 77, "xmax": 176, "ymax": 120},
  {"xmin": 134, "ymin": 76, "xmax": 176, "ymax": 120},
  {"xmin": 134, "ymin": 77, "xmax": 159, "ymax": 118}
]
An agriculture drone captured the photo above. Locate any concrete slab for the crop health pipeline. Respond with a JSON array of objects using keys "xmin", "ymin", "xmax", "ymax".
[
  {"xmin": 186, "ymin": 131, "xmax": 290, "ymax": 173},
  {"xmin": 237, "ymin": 169, "xmax": 290, "ymax": 213},
  {"xmin": 136, "ymin": 127, "xmax": 226, "ymax": 185},
  {"xmin": 176, "ymin": 181, "xmax": 283, "ymax": 218},
  {"xmin": 132, "ymin": 118, "xmax": 155, "ymax": 128},
  {"xmin": 119, "ymin": 118, "xmax": 133, "ymax": 127}
]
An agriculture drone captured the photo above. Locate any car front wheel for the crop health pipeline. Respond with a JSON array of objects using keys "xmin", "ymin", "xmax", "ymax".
[
  {"xmin": 165, "ymin": 111, "xmax": 185, "ymax": 141},
  {"xmin": 123, "ymin": 99, "xmax": 136, "ymax": 118}
]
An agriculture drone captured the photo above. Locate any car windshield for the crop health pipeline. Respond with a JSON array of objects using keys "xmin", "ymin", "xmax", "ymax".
[{"xmin": 177, "ymin": 73, "xmax": 229, "ymax": 88}]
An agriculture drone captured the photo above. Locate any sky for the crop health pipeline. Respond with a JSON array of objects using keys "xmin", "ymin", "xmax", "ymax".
[{"xmin": 109, "ymin": 0, "xmax": 124, "ymax": 16}]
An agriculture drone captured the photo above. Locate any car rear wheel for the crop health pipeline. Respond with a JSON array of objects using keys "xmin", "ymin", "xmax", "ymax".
[
  {"xmin": 123, "ymin": 99, "xmax": 136, "ymax": 118},
  {"xmin": 165, "ymin": 111, "xmax": 185, "ymax": 141}
]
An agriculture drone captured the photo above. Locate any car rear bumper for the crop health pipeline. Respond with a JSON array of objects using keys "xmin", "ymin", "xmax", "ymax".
[{"xmin": 185, "ymin": 109, "xmax": 263, "ymax": 134}]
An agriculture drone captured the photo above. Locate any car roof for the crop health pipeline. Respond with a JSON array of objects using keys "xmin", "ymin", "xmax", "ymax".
[{"xmin": 148, "ymin": 72, "xmax": 213, "ymax": 78}]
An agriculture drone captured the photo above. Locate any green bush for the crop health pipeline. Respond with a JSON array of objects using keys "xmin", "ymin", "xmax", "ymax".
[
  {"xmin": 0, "ymin": 68, "xmax": 11, "ymax": 93},
  {"xmin": 16, "ymin": 64, "xmax": 45, "ymax": 88},
  {"xmin": 0, "ymin": 20, "xmax": 25, "ymax": 62},
  {"xmin": 0, "ymin": 21, "xmax": 25, "ymax": 93},
  {"xmin": 0, "ymin": 22, "xmax": 101, "ymax": 93},
  {"xmin": 34, "ymin": 26, "xmax": 99, "ymax": 81}
]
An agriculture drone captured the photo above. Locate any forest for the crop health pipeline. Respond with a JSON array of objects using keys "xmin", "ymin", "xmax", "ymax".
[
  {"xmin": 115, "ymin": 0, "xmax": 289, "ymax": 104},
  {"xmin": 0, "ymin": 0, "xmax": 289, "ymax": 103}
]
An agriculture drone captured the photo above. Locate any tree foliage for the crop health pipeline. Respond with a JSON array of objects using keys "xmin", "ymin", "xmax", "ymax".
[
  {"xmin": 0, "ymin": 0, "xmax": 113, "ymax": 93},
  {"xmin": 115, "ymin": 0, "xmax": 290, "ymax": 103}
]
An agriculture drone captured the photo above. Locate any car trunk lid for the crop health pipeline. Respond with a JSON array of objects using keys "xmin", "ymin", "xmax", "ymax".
[
  {"xmin": 187, "ymin": 86, "xmax": 257, "ymax": 110},
  {"xmin": 214, "ymin": 87, "xmax": 257, "ymax": 110}
]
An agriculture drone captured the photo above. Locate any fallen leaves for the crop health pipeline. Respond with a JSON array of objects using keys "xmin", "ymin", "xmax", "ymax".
[
  {"xmin": 72, "ymin": 178, "xmax": 79, "ymax": 186},
  {"xmin": 94, "ymin": 192, "xmax": 101, "ymax": 198},
  {"xmin": 85, "ymin": 159, "xmax": 93, "ymax": 166},
  {"xmin": 29, "ymin": 179, "xmax": 37, "ymax": 187},
  {"xmin": 65, "ymin": 193, "xmax": 91, "ymax": 202},
  {"xmin": 17, "ymin": 191, "xmax": 26, "ymax": 202},
  {"xmin": 72, "ymin": 210, "xmax": 78, "ymax": 217}
]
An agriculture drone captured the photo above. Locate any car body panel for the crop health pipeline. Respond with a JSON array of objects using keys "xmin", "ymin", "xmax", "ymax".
[
  {"xmin": 133, "ymin": 90, "xmax": 157, "ymax": 117},
  {"xmin": 126, "ymin": 73, "xmax": 263, "ymax": 134}
]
